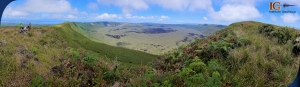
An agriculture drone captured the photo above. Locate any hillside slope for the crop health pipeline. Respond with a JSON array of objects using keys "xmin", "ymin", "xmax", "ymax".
[
  {"xmin": 147, "ymin": 21, "xmax": 300, "ymax": 87},
  {"xmin": 55, "ymin": 22, "xmax": 157, "ymax": 64},
  {"xmin": 0, "ymin": 23, "xmax": 156, "ymax": 86}
]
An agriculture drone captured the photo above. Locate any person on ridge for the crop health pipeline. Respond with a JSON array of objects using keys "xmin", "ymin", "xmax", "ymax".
[
  {"xmin": 18, "ymin": 22, "xmax": 24, "ymax": 33},
  {"xmin": 27, "ymin": 22, "xmax": 31, "ymax": 30}
]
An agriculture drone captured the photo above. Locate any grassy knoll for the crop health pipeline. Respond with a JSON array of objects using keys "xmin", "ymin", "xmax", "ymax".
[{"xmin": 144, "ymin": 21, "xmax": 300, "ymax": 87}]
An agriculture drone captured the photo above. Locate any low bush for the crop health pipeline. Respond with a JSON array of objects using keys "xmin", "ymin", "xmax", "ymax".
[
  {"xmin": 83, "ymin": 53, "xmax": 98, "ymax": 67},
  {"xmin": 237, "ymin": 37, "xmax": 252, "ymax": 47},
  {"xmin": 201, "ymin": 40, "xmax": 234, "ymax": 60},
  {"xmin": 185, "ymin": 73, "xmax": 206, "ymax": 86},
  {"xmin": 188, "ymin": 61, "xmax": 207, "ymax": 73},
  {"xmin": 103, "ymin": 70, "xmax": 120, "ymax": 84},
  {"xmin": 29, "ymin": 75, "xmax": 45, "ymax": 87}
]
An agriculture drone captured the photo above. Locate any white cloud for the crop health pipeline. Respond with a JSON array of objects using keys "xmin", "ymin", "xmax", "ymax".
[
  {"xmin": 45, "ymin": 14, "xmax": 78, "ymax": 19},
  {"xmin": 203, "ymin": 17, "xmax": 208, "ymax": 20},
  {"xmin": 124, "ymin": 14, "xmax": 169, "ymax": 20},
  {"xmin": 70, "ymin": 8, "xmax": 79, "ymax": 14},
  {"xmin": 2, "ymin": 0, "xmax": 81, "ymax": 19},
  {"xmin": 98, "ymin": 0, "xmax": 149, "ymax": 13},
  {"xmin": 270, "ymin": 15, "xmax": 277, "ymax": 21},
  {"xmin": 50, "ymin": 14, "xmax": 63, "ymax": 19},
  {"xmin": 188, "ymin": 0, "xmax": 213, "ymax": 11},
  {"xmin": 280, "ymin": 13, "xmax": 300, "ymax": 23},
  {"xmin": 208, "ymin": 0, "xmax": 262, "ymax": 22},
  {"xmin": 17, "ymin": 0, "xmax": 72, "ymax": 13},
  {"xmin": 279, "ymin": 0, "xmax": 300, "ymax": 8},
  {"xmin": 81, "ymin": 11, "xmax": 88, "ymax": 15},
  {"xmin": 148, "ymin": 0, "xmax": 212, "ymax": 11},
  {"xmin": 209, "ymin": 4, "xmax": 262, "ymax": 22},
  {"xmin": 3, "ymin": 7, "xmax": 28, "ymax": 17},
  {"xmin": 95, "ymin": 13, "xmax": 120, "ymax": 20},
  {"xmin": 88, "ymin": 2, "xmax": 98, "ymax": 10},
  {"xmin": 223, "ymin": 0, "xmax": 258, "ymax": 6},
  {"xmin": 125, "ymin": 13, "xmax": 132, "ymax": 18},
  {"xmin": 65, "ymin": 15, "xmax": 78, "ymax": 19},
  {"xmin": 148, "ymin": 0, "xmax": 190, "ymax": 11},
  {"xmin": 97, "ymin": 0, "xmax": 213, "ymax": 13},
  {"xmin": 161, "ymin": 15, "xmax": 169, "ymax": 19},
  {"xmin": 125, "ymin": 13, "xmax": 154, "ymax": 19}
]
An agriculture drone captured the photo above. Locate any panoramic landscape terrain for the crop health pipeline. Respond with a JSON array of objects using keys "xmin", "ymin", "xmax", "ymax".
[
  {"xmin": 0, "ymin": 21, "xmax": 299, "ymax": 86},
  {"xmin": 69, "ymin": 22, "xmax": 225, "ymax": 55},
  {"xmin": 1, "ymin": 0, "xmax": 300, "ymax": 86}
]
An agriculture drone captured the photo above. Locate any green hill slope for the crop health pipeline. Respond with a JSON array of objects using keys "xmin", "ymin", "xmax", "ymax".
[
  {"xmin": 56, "ymin": 22, "xmax": 156, "ymax": 64},
  {"xmin": 147, "ymin": 21, "xmax": 300, "ymax": 87},
  {"xmin": 0, "ymin": 22, "xmax": 156, "ymax": 86}
]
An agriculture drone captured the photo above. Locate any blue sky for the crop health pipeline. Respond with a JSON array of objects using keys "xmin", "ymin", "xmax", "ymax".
[{"xmin": 1, "ymin": 0, "xmax": 300, "ymax": 28}]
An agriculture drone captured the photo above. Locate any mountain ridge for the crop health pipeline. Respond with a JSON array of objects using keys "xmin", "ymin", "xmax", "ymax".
[{"xmin": 0, "ymin": 21, "xmax": 299, "ymax": 86}]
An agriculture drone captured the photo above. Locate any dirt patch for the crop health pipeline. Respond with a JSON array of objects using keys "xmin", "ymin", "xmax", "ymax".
[{"xmin": 15, "ymin": 45, "xmax": 39, "ymax": 68}]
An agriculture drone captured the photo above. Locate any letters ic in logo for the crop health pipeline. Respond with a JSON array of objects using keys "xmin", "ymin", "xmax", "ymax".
[{"xmin": 270, "ymin": 2, "xmax": 281, "ymax": 10}]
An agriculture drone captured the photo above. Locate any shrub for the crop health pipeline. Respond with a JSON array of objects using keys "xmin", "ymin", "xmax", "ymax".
[
  {"xmin": 258, "ymin": 24, "xmax": 274, "ymax": 36},
  {"xmin": 206, "ymin": 71, "xmax": 222, "ymax": 87},
  {"xmin": 185, "ymin": 73, "xmax": 206, "ymax": 87},
  {"xmin": 207, "ymin": 60, "xmax": 224, "ymax": 74},
  {"xmin": 192, "ymin": 56, "xmax": 202, "ymax": 62},
  {"xmin": 70, "ymin": 50, "xmax": 80, "ymax": 62},
  {"xmin": 103, "ymin": 70, "xmax": 120, "ymax": 84},
  {"xmin": 202, "ymin": 40, "xmax": 234, "ymax": 59},
  {"xmin": 259, "ymin": 25, "xmax": 293, "ymax": 44},
  {"xmin": 237, "ymin": 37, "xmax": 252, "ymax": 47},
  {"xmin": 161, "ymin": 80, "xmax": 173, "ymax": 87},
  {"xmin": 178, "ymin": 68, "xmax": 196, "ymax": 78},
  {"xmin": 188, "ymin": 61, "xmax": 207, "ymax": 73},
  {"xmin": 223, "ymin": 34, "xmax": 238, "ymax": 44},
  {"xmin": 273, "ymin": 27, "xmax": 293, "ymax": 44},
  {"xmin": 83, "ymin": 53, "xmax": 98, "ymax": 67},
  {"xmin": 29, "ymin": 75, "xmax": 45, "ymax": 87}
]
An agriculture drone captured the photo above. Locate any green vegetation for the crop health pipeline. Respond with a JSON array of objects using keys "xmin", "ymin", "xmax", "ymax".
[
  {"xmin": 0, "ymin": 22, "xmax": 156, "ymax": 86},
  {"xmin": 147, "ymin": 21, "xmax": 299, "ymax": 87},
  {"xmin": 0, "ymin": 21, "xmax": 298, "ymax": 86},
  {"xmin": 29, "ymin": 75, "xmax": 45, "ymax": 87}
]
